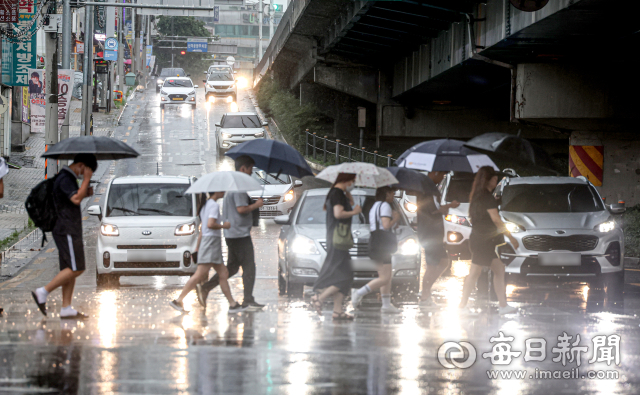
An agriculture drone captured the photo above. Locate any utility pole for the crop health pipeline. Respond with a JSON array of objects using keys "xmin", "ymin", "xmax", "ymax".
[
  {"xmin": 60, "ymin": 0, "xmax": 71, "ymax": 158},
  {"xmin": 132, "ymin": 7, "xmax": 137, "ymax": 84},
  {"xmin": 81, "ymin": 5, "xmax": 94, "ymax": 135},
  {"xmin": 45, "ymin": 7, "xmax": 59, "ymax": 177},
  {"xmin": 269, "ymin": 0, "xmax": 274, "ymax": 41},
  {"xmin": 258, "ymin": 2, "xmax": 263, "ymax": 60},
  {"xmin": 118, "ymin": 4, "xmax": 124, "ymax": 94}
]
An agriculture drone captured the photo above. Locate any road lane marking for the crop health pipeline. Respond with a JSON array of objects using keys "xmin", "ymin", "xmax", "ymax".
[
  {"xmin": 630, "ymin": 283, "xmax": 640, "ymax": 287},
  {"xmin": 82, "ymin": 216, "xmax": 89, "ymax": 220},
  {"xmin": 625, "ymin": 268, "xmax": 640, "ymax": 272},
  {"xmin": 125, "ymin": 132, "xmax": 130, "ymax": 136},
  {"xmin": 0, "ymin": 269, "xmax": 45, "ymax": 290},
  {"xmin": 128, "ymin": 126, "xmax": 132, "ymax": 130},
  {"xmin": 122, "ymin": 139, "xmax": 127, "ymax": 142},
  {"xmin": 46, "ymin": 248, "xmax": 55, "ymax": 253},
  {"xmin": 32, "ymin": 257, "xmax": 46, "ymax": 265}
]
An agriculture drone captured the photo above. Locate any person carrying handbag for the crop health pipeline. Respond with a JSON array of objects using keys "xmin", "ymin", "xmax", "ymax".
[{"xmin": 351, "ymin": 187, "xmax": 401, "ymax": 314}]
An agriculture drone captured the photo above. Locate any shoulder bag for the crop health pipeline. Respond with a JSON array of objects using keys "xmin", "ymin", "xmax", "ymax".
[{"xmin": 368, "ymin": 202, "xmax": 398, "ymax": 260}]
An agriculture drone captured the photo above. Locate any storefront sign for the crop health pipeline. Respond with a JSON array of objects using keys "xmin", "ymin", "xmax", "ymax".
[
  {"xmin": 0, "ymin": 0, "xmax": 19, "ymax": 23},
  {"xmin": 57, "ymin": 70, "xmax": 74, "ymax": 133},
  {"xmin": 28, "ymin": 68, "xmax": 45, "ymax": 133},
  {"xmin": 21, "ymin": 86, "xmax": 29, "ymax": 123},
  {"xmin": 1, "ymin": 0, "xmax": 37, "ymax": 86}
]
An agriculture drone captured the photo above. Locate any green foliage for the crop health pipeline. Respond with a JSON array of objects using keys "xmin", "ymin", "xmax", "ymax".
[
  {"xmin": 256, "ymin": 78, "xmax": 319, "ymax": 151},
  {"xmin": 623, "ymin": 205, "xmax": 640, "ymax": 257},
  {"xmin": 156, "ymin": 16, "xmax": 211, "ymax": 37}
]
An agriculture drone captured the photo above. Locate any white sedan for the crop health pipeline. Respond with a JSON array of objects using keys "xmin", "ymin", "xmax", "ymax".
[
  {"xmin": 88, "ymin": 176, "xmax": 200, "ymax": 285},
  {"xmin": 159, "ymin": 77, "xmax": 198, "ymax": 109},
  {"xmin": 248, "ymin": 168, "xmax": 302, "ymax": 218}
]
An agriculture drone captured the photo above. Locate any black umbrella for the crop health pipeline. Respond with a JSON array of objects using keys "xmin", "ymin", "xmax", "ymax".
[
  {"xmin": 397, "ymin": 139, "xmax": 498, "ymax": 173},
  {"xmin": 41, "ymin": 136, "xmax": 139, "ymax": 160},
  {"xmin": 225, "ymin": 139, "xmax": 313, "ymax": 178},
  {"xmin": 386, "ymin": 167, "xmax": 439, "ymax": 195},
  {"xmin": 464, "ymin": 132, "xmax": 555, "ymax": 170}
]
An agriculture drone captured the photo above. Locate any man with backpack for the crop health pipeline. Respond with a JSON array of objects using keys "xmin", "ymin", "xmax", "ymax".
[{"xmin": 31, "ymin": 154, "xmax": 97, "ymax": 319}]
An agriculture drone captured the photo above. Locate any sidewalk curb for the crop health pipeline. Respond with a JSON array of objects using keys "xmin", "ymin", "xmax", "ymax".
[{"xmin": 116, "ymin": 103, "xmax": 128, "ymax": 126}]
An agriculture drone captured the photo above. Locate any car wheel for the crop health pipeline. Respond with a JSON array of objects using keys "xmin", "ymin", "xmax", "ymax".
[
  {"xmin": 286, "ymin": 275, "xmax": 304, "ymax": 298},
  {"xmin": 604, "ymin": 271, "xmax": 624, "ymax": 301},
  {"xmin": 278, "ymin": 264, "xmax": 287, "ymax": 296}
]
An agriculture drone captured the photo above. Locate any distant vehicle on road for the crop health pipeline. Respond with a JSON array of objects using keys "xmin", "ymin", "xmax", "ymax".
[
  {"xmin": 205, "ymin": 65, "xmax": 235, "ymax": 77},
  {"xmin": 156, "ymin": 67, "xmax": 187, "ymax": 93},
  {"xmin": 496, "ymin": 176, "xmax": 625, "ymax": 294},
  {"xmin": 275, "ymin": 188, "xmax": 421, "ymax": 298},
  {"xmin": 203, "ymin": 72, "xmax": 237, "ymax": 102},
  {"xmin": 248, "ymin": 167, "xmax": 302, "ymax": 219},
  {"xmin": 215, "ymin": 112, "xmax": 267, "ymax": 153},
  {"xmin": 88, "ymin": 176, "xmax": 200, "ymax": 286},
  {"xmin": 159, "ymin": 77, "xmax": 198, "ymax": 109}
]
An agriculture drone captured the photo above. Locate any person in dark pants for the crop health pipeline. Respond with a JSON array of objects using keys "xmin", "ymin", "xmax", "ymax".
[
  {"xmin": 196, "ymin": 155, "xmax": 265, "ymax": 311},
  {"xmin": 32, "ymin": 154, "xmax": 97, "ymax": 319},
  {"xmin": 0, "ymin": 157, "xmax": 6, "ymax": 317},
  {"xmin": 417, "ymin": 171, "xmax": 460, "ymax": 307}
]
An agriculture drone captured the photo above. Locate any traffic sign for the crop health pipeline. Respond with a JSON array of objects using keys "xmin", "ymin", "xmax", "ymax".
[
  {"xmin": 105, "ymin": 37, "xmax": 118, "ymax": 51},
  {"xmin": 187, "ymin": 38, "xmax": 208, "ymax": 52},
  {"xmin": 104, "ymin": 50, "xmax": 118, "ymax": 61}
]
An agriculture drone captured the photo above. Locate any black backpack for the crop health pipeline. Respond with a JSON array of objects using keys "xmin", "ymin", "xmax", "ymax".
[{"xmin": 25, "ymin": 175, "xmax": 58, "ymax": 246}]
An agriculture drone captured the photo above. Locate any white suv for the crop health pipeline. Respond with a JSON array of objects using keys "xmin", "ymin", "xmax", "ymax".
[
  {"xmin": 203, "ymin": 72, "xmax": 237, "ymax": 102},
  {"xmin": 88, "ymin": 176, "xmax": 200, "ymax": 286},
  {"xmin": 159, "ymin": 77, "xmax": 198, "ymax": 109},
  {"xmin": 248, "ymin": 167, "xmax": 302, "ymax": 219},
  {"xmin": 216, "ymin": 112, "xmax": 267, "ymax": 152}
]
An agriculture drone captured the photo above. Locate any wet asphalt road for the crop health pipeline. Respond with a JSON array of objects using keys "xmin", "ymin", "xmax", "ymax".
[{"xmin": 2, "ymin": 87, "xmax": 640, "ymax": 394}]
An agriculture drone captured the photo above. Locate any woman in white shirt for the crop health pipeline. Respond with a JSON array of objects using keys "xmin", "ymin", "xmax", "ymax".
[
  {"xmin": 351, "ymin": 187, "xmax": 401, "ymax": 314},
  {"xmin": 170, "ymin": 192, "xmax": 244, "ymax": 313}
]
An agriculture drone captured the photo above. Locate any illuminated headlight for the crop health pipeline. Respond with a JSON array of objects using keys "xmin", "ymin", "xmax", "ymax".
[
  {"xmin": 157, "ymin": 79, "xmax": 163, "ymax": 84},
  {"xmin": 175, "ymin": 222, "xmax": 196, "ymax": 236},
  {"xmin": 291, "ymin": 235, "xmax": 319, "ymax": 255},
  {"xmin": 595, "ymin": 220, "xmax": 615, "ymax": 233},
  {"xmin": 160, "ymin": 97, "xmax": 166, "ymax": 101},
  {"xmin": 398, "ymin": 238, "xmax": 419, "ymax": 255},
  {"xmin": 254, "ymin": 131, "xmax": 264, "ymax": 138},
  {"xmin": 100, "ymin": 224, "xmax": 119, "ymax": 236},
  {"xmin": 283, "ymin": 189, "xmax": 294, "ymax": 202},
  {"xmin": 504, "ymin": 221, "xmax": 525, "ymax": 233},
  {"xmin": 404, "ymin": 200, "xmax": 417, "ymax": 213},
  {"xmin": 445, "ymin": 214, "xmax": 471, "ymax": 227},
  {"xmin": 221, "ymin": 132, "xmax": 232, "ymax": 139}
]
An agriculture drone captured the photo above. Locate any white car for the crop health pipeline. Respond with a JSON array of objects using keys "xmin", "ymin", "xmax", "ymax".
[
  {"xmin": 248, "ymin": 167, "xmax": 303, "ymax": 218},
  {"xmin": 206, "ymin": 64, "xmax": 235, "ymax": 76},
  {"xmin": 88, "ymin": 176, "xmax": 200, "ymax": 285},
  {"xmin": 216, "ymin": 112, "xmax": 267, "ymax": 152},
  {"xmin": 159, "ymin": 77, "xmax": 198, "ymax": 109},
  {"xmin": 203, "ymin": 72, "xmax": 237, "ymax": 102}
]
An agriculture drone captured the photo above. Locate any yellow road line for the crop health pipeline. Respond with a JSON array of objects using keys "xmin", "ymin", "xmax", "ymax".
[
  {"xmin": 82, "ymin": 216, "xmax": 89, "ymax": 220},
  {"xmin": 46, "ymin": 248, "xmax": 55, "ymax": 253},
  {"xmin": 0, "ymin": 269, "xmax": 45, "ymax": 290},
  {"xmin": 32, "ymin": 257, "xmax": 46, "ymax": 265},
  {"xmin": 128, "ymin": 126, "xmax": 132, "ymax": 130},
  {"xmin": 630, "ymin": 283, "xmax": 640, "ymax": 287},
  {"xmin": 625, "ymin": 268, "xmax": 640, "ymax": 272}
]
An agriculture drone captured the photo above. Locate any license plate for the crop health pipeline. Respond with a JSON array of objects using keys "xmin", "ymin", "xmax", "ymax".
[
  {"xmin": 127, "ymin": 250, "xmax": 166, "ymax": 262},
  {"xmin": 538, "ymin": 252, "xmax": 581, "ymax": 266},
  {"xmin": 172, "ymin": 98, "xmax": 184, "ymax": 101},
  {"xmin": 260, "ymin": 205, "xmax": 277, "ymax": 211}
]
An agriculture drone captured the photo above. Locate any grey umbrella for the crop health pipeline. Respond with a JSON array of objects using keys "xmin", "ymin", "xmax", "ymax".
[
  {"xmin": 464, "ymin": 132, "xmax": 553, "ymax": 169},
  {"xmin": 41, "ymin": 136, "xmax": 139, "ymax": 160}
]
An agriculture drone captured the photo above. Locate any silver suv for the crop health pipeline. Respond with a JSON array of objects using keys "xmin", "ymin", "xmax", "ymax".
[{"xmin": 495, "ymin": 176, "xmax": 625, "ymax": 289}]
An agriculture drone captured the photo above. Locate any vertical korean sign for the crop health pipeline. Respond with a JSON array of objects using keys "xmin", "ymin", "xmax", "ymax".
[
  {"xmin": 0, "ymin": 0, "xmax": 19, "ymax": 23},
  {"xmin": 27, "ymin": 69, "xmax": 44, "ymax": 133},
  {"xmin": 57, "ymin": 70, "xmax": 74, "ymax": 133},
  {"xmin": 1, "ymin": 0, "xmax": 37, "ymax": 86}
]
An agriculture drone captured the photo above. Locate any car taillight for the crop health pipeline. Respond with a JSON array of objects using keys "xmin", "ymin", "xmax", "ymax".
[{"xmin": 103, "ymin": 251, "xmax": 110, "ymax": 268}]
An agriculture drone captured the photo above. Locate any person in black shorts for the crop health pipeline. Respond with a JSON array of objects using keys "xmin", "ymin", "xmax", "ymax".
[
  {"xmin": 459, "ymin": 166, "xmax": 519, "ymax": 315},
  {"xmin": 417, "ymin": 171, "xmax": 460, "ymax": 307},
  {"xmin": 32, "ymin": 154, "xmax": 97, "ymax": 319}
]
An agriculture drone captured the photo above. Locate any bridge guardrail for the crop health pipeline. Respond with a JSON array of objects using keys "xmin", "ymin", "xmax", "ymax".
[{"xmin": 304, "ymin": 130, "xmax": 396, "ymax": 167}]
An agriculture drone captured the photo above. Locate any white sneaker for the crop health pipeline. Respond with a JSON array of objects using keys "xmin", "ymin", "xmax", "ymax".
[
  {"xmin": 499, "ymin": 305, "xmax": 518, "ymax": 315},
  {"xmin": 381, "ymin": 305, "xmax": 401, "ymax": 314},
  {"xmin": 351, "ymin": 289, "xmax": 364, "ymax": 310}
]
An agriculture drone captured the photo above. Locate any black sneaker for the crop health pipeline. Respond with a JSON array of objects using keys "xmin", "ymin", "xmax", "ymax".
[
  {"xmin": 242, "ymin": 300, "xmax": 265, "ymax": 311},
  {"xmin": 228, "ymin": 302, "xmax": 246, "ymax": 314},
  {"xmin": 196, "ymin": 284, "xmax": 207, "ymax": 307},
  {"xmin": 169, "ymin": 300, "xmax": 187, "ymax": 313}
]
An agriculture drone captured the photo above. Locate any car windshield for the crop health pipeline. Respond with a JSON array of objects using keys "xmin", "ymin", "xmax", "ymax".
[
  {"xmin": 252, "ymin": 169, "xmax": 291, "ymax": 185},
  {"xmin": 222, "ymin": 115, "xmax": 261, "ymax": 128},
  {"xmin": 444, "ymin": 177, "xmax": 474, "ymax": 203},
  {"xmin": 501, "ymin": 184, "xmax": 605, "ymax": 213},
  {"xmin": 209, "ymin": 66, "xmax": 231, "ymax": 73},
  {"xmin": 106, "ymin": 183, "xmax": 193, "ymax": 217},
  {"xmin": 163, "ymin": 79, "xmax": 192, "ymax": 88},
  {"xmin": 208, "ymin": 73, "xmax": 234, "ymax": 82},
  {"xmin": 160, "ymin": 68, "xmax": 185, "ymax": 77},
  {"xmin": 296, "ymin": 195, "xmax": 406, "ymax": 225}
]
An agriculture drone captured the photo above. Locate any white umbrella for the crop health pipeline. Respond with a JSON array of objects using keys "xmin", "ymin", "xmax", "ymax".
[
  {"xmin": 316, "ymin": 162, "xmax": 399, "ymax": 188},
  {"xmin": 0, "ymin": 157, "xmax": 8, "ymax": 179},
  {"xmin": 185, "ymin": 171, "xmax": 262, "ymax": 194}
]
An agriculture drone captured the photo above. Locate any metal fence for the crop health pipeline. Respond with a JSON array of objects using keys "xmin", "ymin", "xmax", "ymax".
[{"xmin": 304, "ymin": 130, "xmax": 396, "ymax": 167}]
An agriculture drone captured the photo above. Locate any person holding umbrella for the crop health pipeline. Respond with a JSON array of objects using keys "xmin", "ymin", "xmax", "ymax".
[
  {"xmin": 169, "ymin": 190, "xmax": 245, "ymax": 314},
  {"xmin": 0, "ymin": 157, "xmax": 7, "ymax": 317},
  {"xmin": 458, "ymin": 166, "xmax": 519, "ymax": 315},
  {"xmin": 31, "ymin": 154, "xmax": 97, "ymax": 319}
]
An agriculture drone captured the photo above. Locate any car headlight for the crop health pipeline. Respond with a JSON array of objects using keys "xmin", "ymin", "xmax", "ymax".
[
  {"xmin": 291, "ymin": 235, "xmax": 319, "ymax": 255},
  {"xmin": 160, "ymin": 90, "xmax": 167, "ymax": 95},
  {"xmin": 445, "ymin": 214, "xmax": 471, "ymax": 227},
  {"xmin": 254, "ymin": 131, "xmax": 264, "ymax": 138},
  {"xmin": 101, "ymin": 224, "xmax": 119, "ymax": 236},
  {"xmin": 595, "ymin": 220, "xmax": 615, "ymax": 233},
  {"xmin": 221, "ymin": 132, "xmax": 232, "ymax": 139},
  {"xmin": 188, "ymin": 90, "xmax": 195, "ymax": 95},
  {"xmin": 404, "ymin": 200, "xmax": 417, "ymax": 213},
  {"xmin": 175, "ymin": 222, "xmax": 196, "ymax": 236},
  {"xmin": 284, "ymin": 189, "xmax": 294, "ymax": 202},
  {"xmin": 157, "ymin": 79, "xmax": 163, "ymax": 84},
  {"xmin": 504, "ymin": 221, "xmax": 525, "ymax": 233},
  {"xmin": 398, "ymin": 238, "xmax": 419, "ymax": 255}
]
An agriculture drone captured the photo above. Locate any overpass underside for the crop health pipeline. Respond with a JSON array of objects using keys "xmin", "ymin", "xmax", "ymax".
[{"xmin": 257, "ymin": 0, "xmax": 640, "ymax": 203}]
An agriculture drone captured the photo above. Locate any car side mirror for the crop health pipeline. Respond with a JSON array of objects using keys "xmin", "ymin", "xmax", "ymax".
[
  {"xmin": 294, "ymin": 180, "xmax": 303, "ymax": 188},
  {"xmin": 202, "ymin": 80, "xmax": 207, "ymax": 83},
  {"xmin": 88, "ymin": 205, "xmax": 102, "ymax": 221},
  {"xmin": 262, "ymin": 122, "xmax": 268, "ymax": 126},
  {"xmin": 215, "ymin": 123, "xmax": 221, "ymax": 127},
  {"xmin": 187, "ymin": 74, "xmax": 191, "ymax": 77},
  {"xmin": 609, "ymin": 203, "xmax": 626, "ymax": 214},
  {"xmin": 194, "ymin": 85, "xmax": 198, "ymax": 88},
  {"xmin": 204, "ymin": 71, "xmax": 207, "ymax": 74},
  {"xmin": 274, "ymin": 214, "xmax": 290, "ymax": 225}
]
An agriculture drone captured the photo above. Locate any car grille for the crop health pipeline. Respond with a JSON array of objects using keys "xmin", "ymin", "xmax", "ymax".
[
  {"xmin": 168, "ymin": 94, "xmax": 187, "ymax": 100},
  {"xmin": 114, "ymin": 262, "xmax": 180, "ymax": 268},
  {"xmin": 319, "ymin": 241, "xmax": 369, "ymax": 257},
  {"xmin": 117, "ymin": 245, "xmax": 177, "ymax": 249},
  {"xmin": 214, "ymin": 85, "xmax": 232, "ymax": 90},
  {"xmin": 259, "ymin": 210, "xmax": 283, "ymax": 218},
  {"xmin": 252, "ymin": 196, "xmax": 280, "ymax": 205},
  {"xmin": 522, "ymin": 235, "xmax": 598, "ymax": 252},
  {"xmin": 354, "ymin": 271, "xmax": 378, "ymax": 279}
]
